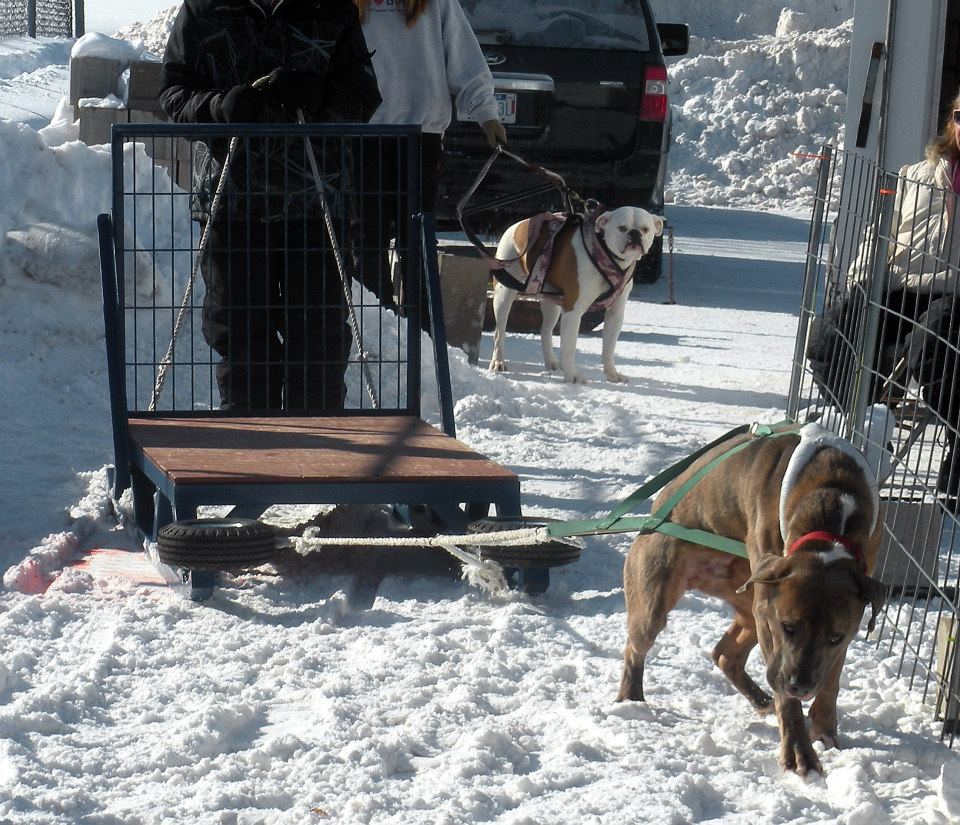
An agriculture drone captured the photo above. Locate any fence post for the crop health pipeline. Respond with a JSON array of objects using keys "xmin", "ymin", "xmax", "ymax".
[
  {"xmin": 848, "ymin": 171, "xmax": 897, "ymax": 444},
  {"xmin": 786, "ymin": 144, "xmax": 834, "ymax": 421},
  {"xmin": 26, "ymin": 0, "xmax": 36, "ymax": 37},
  {"xmin": 74, "ymin": 0, "xmax": 84, "ymax": 36}
]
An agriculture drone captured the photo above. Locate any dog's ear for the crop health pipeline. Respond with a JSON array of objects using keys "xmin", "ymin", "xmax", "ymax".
[
  {"xmin": 652, "ymin": 215, "xmax": 664, "ymax": 236},
  {"xmin": 595, "ymin": 211, "xmax": 612, "ymax": 232},
  {"xmin": 856, "ymin": 573, "xmax": 887, "ymax": 632},
  {"xmin": 736, "ymin": 554, "xmax": 793, "ymax": 594}
]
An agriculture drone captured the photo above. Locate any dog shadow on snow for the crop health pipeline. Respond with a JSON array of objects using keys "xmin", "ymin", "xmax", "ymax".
[
  {"xmin": 610, "ymin": 372, "xmax": 787, "ymax": 410},
  {"xmin": 482, "ymin": 356, "xmax": 787, "ymax": 410}
]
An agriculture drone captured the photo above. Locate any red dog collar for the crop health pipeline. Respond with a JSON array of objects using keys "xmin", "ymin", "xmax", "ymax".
[{"xmin": 787, "ymin": 530, "xmax": 866, "ymax": 572}]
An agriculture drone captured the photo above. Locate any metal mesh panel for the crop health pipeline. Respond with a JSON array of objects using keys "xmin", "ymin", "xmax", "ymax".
[
  {"xmin": 0, "ymin": 0, "xmax": 75, "ymax": 36},
  {"xmin": 34, "ymin": 0, "xmax": 71, "ymax": 35},
  {"xmin": 788, "ymin": 145, "xmax": 960, "ymax": 745},
  {"xmin": 0, "ymin": 0, "xmax": 29, "ymax": 36},
  {"xmin": 109, "ymin": 123, "xmax": 424, "ymax": 418}
]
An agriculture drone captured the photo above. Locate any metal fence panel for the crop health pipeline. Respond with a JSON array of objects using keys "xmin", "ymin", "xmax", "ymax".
[
  {"xmin": 109, "ymin": 123, "xmax": 424, "ymax": 419},
  {"xmin": 0, "ymin": 0, "xmax": 77, "ymax": 37},
  {"xmin": 0, "ymin": 0, "xmax": 29, "ymax": 36},
  {"xmin": 788, "ymin": 145, "xmax": 960, "ymax": 744}
]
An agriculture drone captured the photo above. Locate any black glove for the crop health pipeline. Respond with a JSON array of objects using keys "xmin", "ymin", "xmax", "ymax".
[
  {"xmin": 266, "ymin": 67, "xmax": 326, "ymax": 113},
  {"xmin": 214, "ymin": 83, "xmax": 272, "ymax": 123}
]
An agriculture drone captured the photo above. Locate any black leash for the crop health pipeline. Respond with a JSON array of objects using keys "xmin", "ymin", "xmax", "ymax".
[{"xmin": 456, "ymin": 145, "xmax": 579, "ymax": 269}]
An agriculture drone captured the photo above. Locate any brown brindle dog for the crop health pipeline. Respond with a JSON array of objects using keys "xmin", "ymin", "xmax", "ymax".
[{"xmin": 618, "ymin": 424, "xmax": 887, "ymax": 776}]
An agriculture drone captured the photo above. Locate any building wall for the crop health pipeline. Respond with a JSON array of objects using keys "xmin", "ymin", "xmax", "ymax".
[{"xmin": 845, "ymin": 0, "xmax": 946, "ymax": 172}]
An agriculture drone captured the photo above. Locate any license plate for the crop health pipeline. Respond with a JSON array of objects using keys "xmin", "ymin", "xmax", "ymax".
[{"xmin": 495, "ymin": 92, "xmax": 517, "ymax": 124}]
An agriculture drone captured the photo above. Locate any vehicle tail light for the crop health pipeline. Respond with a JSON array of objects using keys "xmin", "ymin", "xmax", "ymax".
[{"xmin": 640, "ymin": 64, "xmax": 668, "ymax": 121}]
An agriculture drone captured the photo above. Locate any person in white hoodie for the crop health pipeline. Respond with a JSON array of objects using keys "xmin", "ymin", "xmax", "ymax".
[{"xmin": 353, "ymin": 0, "xmax": 506, "ymax": 320}]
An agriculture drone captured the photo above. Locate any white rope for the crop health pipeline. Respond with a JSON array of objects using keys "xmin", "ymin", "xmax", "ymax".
[
  {"xmin": 291, "ymin": 525, "xmax": 556, "ymax": 552},
  {"xmin": 439, "ymin": 544, "xmax": 509, "ymax": 595},
  {"xmin": 290, "ymin": 525, "xmax": 578, "ymax": 597}
]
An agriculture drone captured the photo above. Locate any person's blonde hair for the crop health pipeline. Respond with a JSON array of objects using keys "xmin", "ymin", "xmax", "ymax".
[
  {"xmin": 927, "ymin": 92, "xmax": 960, "ymax": 164},
  {"xmin": 355, "ymin": 0, "xmax": 429, "ymax": 27}
]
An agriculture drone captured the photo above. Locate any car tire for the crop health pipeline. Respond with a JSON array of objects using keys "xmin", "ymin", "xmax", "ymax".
[
  {"xmin": 635, "ymin": 234, "xmax": 663, "ymax": 284},
  {"xmin": 466, "ymin": 516, "xmax": 582, "ymax": 568},
  {"xmin": 156, "ymin": 518, "xmax": 278, "ymax": 571}
]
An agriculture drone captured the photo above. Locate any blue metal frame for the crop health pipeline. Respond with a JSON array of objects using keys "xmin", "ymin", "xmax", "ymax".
[
  {"xmin": 98, "ymin": 213, "xmax": 131, "ymax": 498},
  {"xmin": 421, "ymin": 212, "xmax": 457, "ymax": 437}
]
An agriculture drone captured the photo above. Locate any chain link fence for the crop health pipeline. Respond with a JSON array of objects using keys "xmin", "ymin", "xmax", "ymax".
[
  {"xmin": 788, "ymin": 144, "xmax": 960, "ymax": 745},
  {"xmin": 0, "ymin": 0, "xmax": 82, "ymax": 37}
]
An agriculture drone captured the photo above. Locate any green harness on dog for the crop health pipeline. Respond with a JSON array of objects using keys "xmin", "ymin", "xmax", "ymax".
[{"xmin": 547, "ymin": 421, "xmax": 802, "ymax": 557}]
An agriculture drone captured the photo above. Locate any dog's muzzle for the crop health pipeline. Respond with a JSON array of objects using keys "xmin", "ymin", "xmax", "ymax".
[{"xmin": 625, "ymin": 229, "xmax": 649, "ymax": 254}]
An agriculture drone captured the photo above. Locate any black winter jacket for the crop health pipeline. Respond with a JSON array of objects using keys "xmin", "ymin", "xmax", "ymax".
[
  {"xmin": 160, "ymin": 0, "xmax": 380, "ymax": 124},
  {"xmin": 159, "ymin": 0, "xmax": 382, "ymax": 220}
]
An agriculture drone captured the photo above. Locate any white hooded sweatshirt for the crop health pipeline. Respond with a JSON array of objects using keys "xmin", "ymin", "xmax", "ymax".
[{"xmin": 362, "ymin": 0, "xmax": 499, "ymax": 135}]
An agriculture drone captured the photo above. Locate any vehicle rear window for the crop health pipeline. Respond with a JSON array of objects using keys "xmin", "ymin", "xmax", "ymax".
[{"xmin": 461, "ymin": 1, "xmax": 651, "ymax": 51}]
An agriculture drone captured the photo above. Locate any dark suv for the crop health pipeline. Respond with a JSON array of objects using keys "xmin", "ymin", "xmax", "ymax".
[{"xmin": 437, "ymin": 0, "xmax": 688, "ymax": 280}]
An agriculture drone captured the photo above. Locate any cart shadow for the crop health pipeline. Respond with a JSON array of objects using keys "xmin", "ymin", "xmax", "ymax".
[{"xmin": 210, "ymin": 541, "xmax": 469, "ymax": 626}]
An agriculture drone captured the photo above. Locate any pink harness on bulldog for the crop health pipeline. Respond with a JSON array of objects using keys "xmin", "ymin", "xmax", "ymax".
[
  {"xmin": 493, "ymin": 209, "xmax": 638, "ymax": 313},
  {"xmin": 456, "ymin": 146, "xmax": 639, "ymax": 312}
]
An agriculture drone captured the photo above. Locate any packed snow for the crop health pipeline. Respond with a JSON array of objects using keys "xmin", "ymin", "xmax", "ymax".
[{"xmin": 1, "ymin": 0, "xmax": 960, "ymax": 822}]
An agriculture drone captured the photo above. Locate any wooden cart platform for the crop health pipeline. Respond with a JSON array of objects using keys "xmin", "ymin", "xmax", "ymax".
[
  {"xmin": 128, "ymin": 415, "xmax": 518, "ymax": 487},
  {"xmin": 126, "ymin": 414, "xmax": 521, "ymax": 531}
]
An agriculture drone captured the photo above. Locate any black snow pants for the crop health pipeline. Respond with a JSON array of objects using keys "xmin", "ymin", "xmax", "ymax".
[{"xmin": 201, "ymin": 216, "xmax": 352, "ymax": 411}]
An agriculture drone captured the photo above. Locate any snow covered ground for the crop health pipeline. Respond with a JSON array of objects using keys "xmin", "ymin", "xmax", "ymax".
[{"xmin": 2, "ymin": 1, "xmax": 960, "ymax": 823}]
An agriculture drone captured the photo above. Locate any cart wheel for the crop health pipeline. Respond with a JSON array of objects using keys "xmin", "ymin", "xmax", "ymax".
[
  {"xmin": 156, "ymin": 518, "xmax": 278, "ymax": 571},
  {"xmin": 466, "ymin": 516, "xmax": 582, "ymax": 568}
]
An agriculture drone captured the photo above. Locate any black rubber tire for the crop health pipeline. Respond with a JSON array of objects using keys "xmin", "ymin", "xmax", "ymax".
[
  {"xmin": 156, "ymin": 518, "xmax": 278, "ymax": 571},
  {"xmin": 466, "ymin": 516, "xmax": 582, "ymax": 568},
  {"xmin": 635, "ymin": 234, "xmax": 663, "ymax": 284}
]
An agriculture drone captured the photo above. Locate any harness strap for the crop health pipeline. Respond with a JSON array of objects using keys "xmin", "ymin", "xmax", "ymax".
[{"xmin": 547, "ymin": 421, "xmax": 802, "ymax": 560}]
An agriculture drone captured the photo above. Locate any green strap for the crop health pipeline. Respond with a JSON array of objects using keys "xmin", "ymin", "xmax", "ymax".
[
  {"xmin": 546, "ymin": 420, "xmax": 801, "ymax": 559},
  {"xmin": 549, "ymin": 424, "xmax": 751, "ymax": 537}
]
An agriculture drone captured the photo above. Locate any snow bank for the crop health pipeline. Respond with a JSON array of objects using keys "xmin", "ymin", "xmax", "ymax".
[
  {"xmin": 113, "ymin": 4, "xmax": 181, "ymax": 59},
  {"xmin": 666, "ymin": 20, "xmax": 851, "ymax": 210},
  {"xmin": 0, "ymin": 37, "xmax": 71, "ymax": 80}
]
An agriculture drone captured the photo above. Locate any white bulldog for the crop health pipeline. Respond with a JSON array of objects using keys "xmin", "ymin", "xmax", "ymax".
[{"xmin": 489, "ymin": 205, "xmax": 663, "ymax": 383}]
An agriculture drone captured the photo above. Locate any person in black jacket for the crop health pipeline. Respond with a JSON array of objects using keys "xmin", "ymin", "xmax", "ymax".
[{"xmin": 160, "ymin": 0, "xmax": 381, "ymax": 411}]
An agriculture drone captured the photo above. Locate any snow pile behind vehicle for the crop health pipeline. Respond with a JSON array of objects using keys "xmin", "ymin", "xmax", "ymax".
[{"xmin": 666, "ymin": 14, "xmax": 853, "ymax": 212}]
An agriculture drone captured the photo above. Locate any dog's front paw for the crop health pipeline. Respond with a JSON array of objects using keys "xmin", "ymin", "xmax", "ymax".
[
  {"xmin": 780, "ymin": 733, "xmax": 823, "ymax": 777},
  {"xmin": 545, "ymin": 356, "xmax": 560, "ymax": 371},
  {"xmin": 750, "ymin": 691, "xmax": 775, "ymax": 716},
  {"xmin": 489, "ymin": 358, "xmax": 508, "ymax": 373},
  {"xmin": 564, "ymin": 373, "xmax": 588, "ymax": 384},
  {"xmin": 604, "ymin": 368, "xmax": 628, "ymax": 384},
  {"xmin": 809, "ymin": 698, "xmax": 839, "ymax": 749},
  {"xmin": 810, "ymin": 720, "xmax": 839, "ymax": 750}
]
